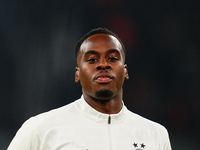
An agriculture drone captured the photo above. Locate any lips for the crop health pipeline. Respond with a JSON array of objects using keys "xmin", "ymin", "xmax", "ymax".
[{"xmin": 94, "ymin": 73, "xmax": 114, "ymax": 83}]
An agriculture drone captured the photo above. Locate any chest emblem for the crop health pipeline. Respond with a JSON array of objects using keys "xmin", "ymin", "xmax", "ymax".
[{"xmin": 133, "ymin": 142, "xmax": 146, "ymax": 150}]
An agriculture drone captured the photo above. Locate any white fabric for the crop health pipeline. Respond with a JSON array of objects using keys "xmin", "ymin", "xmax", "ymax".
[{"xmin": 8, "ymin": 96, "xmax": 171, "ymax": 150}]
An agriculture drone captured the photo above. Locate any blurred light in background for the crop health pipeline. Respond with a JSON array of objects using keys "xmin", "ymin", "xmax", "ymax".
[{"xmin": 0, "ymin": 0, "xmax": 199, "ymax": 149}]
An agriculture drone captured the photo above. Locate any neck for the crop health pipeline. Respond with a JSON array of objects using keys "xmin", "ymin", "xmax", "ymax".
[{"xmin": 83, "ymin": 91, "xmax": 123, "ymax": 114}]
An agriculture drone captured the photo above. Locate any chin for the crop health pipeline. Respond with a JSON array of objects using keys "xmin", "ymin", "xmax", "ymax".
[{"xmin": 95, "ymin": 89, "xmax": 114, "ymax": 100}]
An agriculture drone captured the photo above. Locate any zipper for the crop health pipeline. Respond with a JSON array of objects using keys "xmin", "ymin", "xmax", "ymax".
[
  {"xmin": 108, "ymin": 115, "xmax": 111, "ymax": 124},
  {"xmin": 107, "ymin": 115, "xmax": 112, "ymax": 150}
]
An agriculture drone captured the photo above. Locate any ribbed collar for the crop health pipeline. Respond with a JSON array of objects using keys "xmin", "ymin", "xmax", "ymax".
[{"xmin": 75, "ymin": 95, "xmax": 127, "ymax": 124}]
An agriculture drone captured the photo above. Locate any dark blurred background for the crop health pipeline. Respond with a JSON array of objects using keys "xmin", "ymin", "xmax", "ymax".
[{"xmin": 0, "ymin": 0, "xmax": 199, "ymax": 149}]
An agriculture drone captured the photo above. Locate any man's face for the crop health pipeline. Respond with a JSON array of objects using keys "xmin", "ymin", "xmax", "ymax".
[{"xmin": 75, "ymin": 34, "xmax": 129, "ymax": 100}]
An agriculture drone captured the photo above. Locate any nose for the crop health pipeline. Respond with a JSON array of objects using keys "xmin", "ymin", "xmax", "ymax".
[{"xmin": 96, "ymin": 58, "xmax": 111, "ymax": 70}]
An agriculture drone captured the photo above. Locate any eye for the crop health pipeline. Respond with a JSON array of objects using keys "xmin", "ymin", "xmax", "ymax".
[
  {"xmin": 87, "ymin": 58, "xmax": 98, "ymax": 64},
  {"xmin": 108, "ymin": 57, "xmax": 119, "ymax": 62}
]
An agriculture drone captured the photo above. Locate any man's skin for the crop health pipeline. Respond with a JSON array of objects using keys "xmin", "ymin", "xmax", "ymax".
[{"xmin": 75, "ymin": 34, "xmax": 129, "ymax": 114}]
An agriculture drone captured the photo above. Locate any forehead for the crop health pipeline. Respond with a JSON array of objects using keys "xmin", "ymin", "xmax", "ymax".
[{"xmin": 79, "ymin": 34, "xmax": 123, "ymax": 55}]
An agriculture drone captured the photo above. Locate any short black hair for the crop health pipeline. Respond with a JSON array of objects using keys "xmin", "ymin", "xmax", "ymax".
[{"xmin": 75, "ymin": 27, "xmax": 126, "ymax": 59}]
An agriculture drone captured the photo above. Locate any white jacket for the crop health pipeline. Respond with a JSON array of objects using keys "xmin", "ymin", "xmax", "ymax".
[{"xmin": 8, "ymin": 96, "xmax": 171, "ymax": 150}]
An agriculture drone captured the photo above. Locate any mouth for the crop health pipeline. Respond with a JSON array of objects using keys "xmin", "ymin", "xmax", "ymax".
[{"xmin": 94, "ymin": 73, "xmax": 114, "ymax": 84}]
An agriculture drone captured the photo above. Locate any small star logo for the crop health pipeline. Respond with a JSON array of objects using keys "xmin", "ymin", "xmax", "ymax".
[
  {"xmin": 141, "ymin": 143, "xmax": 145, "ymax": 148},
  {"xmin": 133, "ymin": 143, "xmax": 138, "ymax": 148}
]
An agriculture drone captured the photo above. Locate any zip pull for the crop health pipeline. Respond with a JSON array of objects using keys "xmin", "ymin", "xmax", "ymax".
[{"xmin": 108, "ymin": 115, "xmax": 111, "ymax": 124}]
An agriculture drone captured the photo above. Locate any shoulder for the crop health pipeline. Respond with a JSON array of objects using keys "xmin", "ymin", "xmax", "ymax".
[
  {"xmin": 7, "ymin": 100, "xmax": 80, "ymax": 150},
  {"xmin": 15, "ymin": 99, "xmax": 80, "ymax": 136},
  {"xmin": 26, "ymin": 100, "xmax": 78, "ymax": 127},
  {"xmin": 124, "ymin": 108, "xmax": 169, "ymax": 138}
]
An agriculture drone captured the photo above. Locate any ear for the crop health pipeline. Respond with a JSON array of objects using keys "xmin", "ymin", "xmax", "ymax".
[
  {"xmin": 124, "ymin": 64, "xmax": 129, "ymax": 80},
  {"xmin": 75, "ymin": 67, "xmax": 80, "ymax": 83}
]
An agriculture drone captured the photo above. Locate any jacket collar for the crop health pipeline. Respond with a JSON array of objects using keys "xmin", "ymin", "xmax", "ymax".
[{"xmin": 75, "ymin": 95, "xmax": 127, "ymax": 124}]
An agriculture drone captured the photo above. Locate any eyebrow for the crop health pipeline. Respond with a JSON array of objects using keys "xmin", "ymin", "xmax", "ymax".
[
  {"xmin": 84, "ymin": 49, "xmax": 120, "ymax": 57},
  {"xmin": 84, "ymin": 50, "xmax": 99, "ymax": 58},
  {"xmin": 107, "ymin": 49, "xmax": 120, "ymax": 55}
]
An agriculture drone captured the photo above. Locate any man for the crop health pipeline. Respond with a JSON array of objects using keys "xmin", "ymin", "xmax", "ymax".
[{"xmin": 8, "ymin": 28, "xmax": 171, "ymax": 150}]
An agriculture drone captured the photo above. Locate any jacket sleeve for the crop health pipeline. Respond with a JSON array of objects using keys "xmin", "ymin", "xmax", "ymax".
[
  {"xmin": 7, "ymin": 118, "xmax": 41, "ymax": 150},
  {"xmin": 160, "ymin": 126, "xmax": 172, "ymax": 150}
]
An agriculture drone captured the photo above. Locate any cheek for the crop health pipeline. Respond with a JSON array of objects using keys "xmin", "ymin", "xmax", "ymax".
[
  {"xmin": 115, "ymin": 67, "xmax": 126, "ymax": 84},
  {"xmin": 80, "ymin": 64, "xmax": 93, "ymax": 78},
  {"xmin": 79, "ymin": 66, "xmax": 94, "ymax": 87}
]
